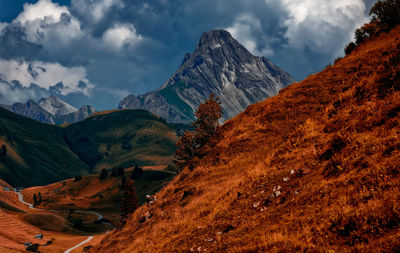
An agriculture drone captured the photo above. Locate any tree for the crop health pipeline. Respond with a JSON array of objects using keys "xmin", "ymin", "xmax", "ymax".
[
  {"xmin": 120, "ymin": 179, "xmax": 138, "ymax": 226},
  {"xmin": 99, "ymin": 168, "xmax": 108, "ymax": 180},
  {"xmin": 0, "ymin": 145, "xmax": 6, "ymax": 161},
  {"xmin": 111, "ymin": 167, "xmax": 118, "ymax": 177},
  {"xmin": 38, "ymin": 192, "xmax": 42, "ymax": 204},
  {"xmin": 130, "ymin": 165, "xmax": 144, "ymax": 180},
  {"xmin": 174, "ymin": 94, "xmax": 222, "ymax": 171},
  {"xmin": 344, "ymin": 42, "xmax": 357, "ymax": 55},
  {"xmin": 117, "ymin": 167, "xmax": 125, "ymax": 176},
  {"xmin": 120, "ymin": 175, "xmax": 127, "ymax": 190},
  {"xmin": 74, "ymin": 175, "xmax": 82, "ymax": 182},
  {"xmin": 370, "ymin": 0, "xmax": 400, "ymax": 30},
  {"xmin": 33, "ymin": 193, "xmax": 38, "ymax": 206}
]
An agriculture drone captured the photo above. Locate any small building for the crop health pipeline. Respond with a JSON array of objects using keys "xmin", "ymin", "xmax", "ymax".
[
  {"xmin": 15, "ymin": 187, "xmax": 23, "ymax": 192},
  {"xmin": 2, "ymin": 187, "xmax": 10, "ymax": 191},
  {"xmin": 34, "ymin": 234, "xmax": 43, "ymax": 239}
]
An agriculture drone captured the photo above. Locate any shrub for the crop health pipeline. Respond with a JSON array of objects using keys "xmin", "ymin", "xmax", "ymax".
[
  {"xmin": 120, "ymin": 176, "xmax": 127, "ymax": 190},
  {"xmin": 345, "ymin": 42, "xmax": 357, "ymax": 55}
]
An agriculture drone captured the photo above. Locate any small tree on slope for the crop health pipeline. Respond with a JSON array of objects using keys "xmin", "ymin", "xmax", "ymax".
[
  {"xmin": 174, "ymin": 94, "xmax": 222, "ymax": 171},
  {"xmin": 120, "ymin": 179, "xmax": 138, "ymax": 227}
]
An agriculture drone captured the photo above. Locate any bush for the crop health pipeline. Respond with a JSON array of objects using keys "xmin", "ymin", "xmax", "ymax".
[{"xmin": 345, "ymin": 42, "xmax": 357, "ymax": 55}]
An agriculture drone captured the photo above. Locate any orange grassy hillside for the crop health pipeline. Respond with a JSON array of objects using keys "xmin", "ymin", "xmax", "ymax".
[{"xmin": 94, "ymin": 26, "xmax": 400, "ymax": 252}]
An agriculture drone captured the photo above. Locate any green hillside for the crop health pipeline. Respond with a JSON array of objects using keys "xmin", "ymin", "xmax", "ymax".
[
  {"xmin": 63, "ymin": 109, "xmax": 178, "ymax": 173},
  {"xmin": 0, "ymin": 108, "xmax": 88, "ymax": 187},
  {"xmin": 0, "ymin": 108, "xmax": 181, "ymax": 187}
]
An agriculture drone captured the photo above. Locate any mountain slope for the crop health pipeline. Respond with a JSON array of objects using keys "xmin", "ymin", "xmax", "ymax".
[
  {"xmin": 38, "ymin": 95, "xmax": 78, "ymax": 116},
  {"xmin": 63, "ymin": 109, "xmax": 178, "ymax": 173},
  {"xmin": 119, "ymin": 30, "xmax": 295, "ymax": 123},
  {"xmin": 0, "ymin": 107, "xmax": 89, "ymax": 187},
  {"xmin": 95, "ymin": 26, "xmax": 400, "ymax": 252}
]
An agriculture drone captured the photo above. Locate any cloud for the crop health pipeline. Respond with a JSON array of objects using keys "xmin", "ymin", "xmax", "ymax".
[
  {"xmin": 14, "ymin": 0, "xmax": 83, "ymax": 47},
  {"xmin": 279, "ymin": 0, "xmax": 368, "ymax": 54},
  {"xmin": 0, "ymin": 59, "xmax": 94, "ymax": 96},
  {"xmin": 103, "ymin": 23, "xmax": 143, "ymax": 50},
  {"xmin": 227, "ymin": 14, "xmax": 275, "ymax": 57},
  {"xmin": 71, "ymin": 0, "xmax": 123, "ymax": 24}
]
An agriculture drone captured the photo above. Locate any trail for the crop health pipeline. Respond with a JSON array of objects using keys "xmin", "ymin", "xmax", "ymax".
[{"xmin": 13, "ymin": 190, "xmax": 104, "ymax": 253}]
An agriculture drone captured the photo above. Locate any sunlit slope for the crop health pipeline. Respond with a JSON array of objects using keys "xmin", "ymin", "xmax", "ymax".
[{"xmin": 95, "ymin": 26, "xmax": 400, "ymax": 252}]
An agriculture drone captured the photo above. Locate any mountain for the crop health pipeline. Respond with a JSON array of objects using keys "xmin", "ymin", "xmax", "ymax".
[
  {"xmin": 94, "ymin": 25, "xmax": 400, "ymax": 252},
  {"xmin": 1, "ymin": 96, "xmax": 96, "ymax": 125},
  {"xmin": 0, "ymin": 108, "xmax": 180, "ymax": 187},
  {"xmin": 119, "ymin": 30, "xmax": 295, "ymax": 123},
  {"xmin": 1, "ymin": 99, "xmax": 55, "ymax": 124},
  {"xmin": 38, "ymin": 96, "xmax": 78, "ymax": 116}
]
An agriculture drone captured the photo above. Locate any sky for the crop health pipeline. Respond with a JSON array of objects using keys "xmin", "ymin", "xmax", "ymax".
[{"xmin": 0, "ymin": 0, "xmax": 376, "ymax": 110}]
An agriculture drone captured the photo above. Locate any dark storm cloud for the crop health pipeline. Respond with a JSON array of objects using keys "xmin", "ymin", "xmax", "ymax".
[
  {"xmin": 0, "ymin": 0, "xmax": 375, "ymax": 109},
  {"xmin": 0, "ymin": 23, "xmax": 43, "ymax": 60}
]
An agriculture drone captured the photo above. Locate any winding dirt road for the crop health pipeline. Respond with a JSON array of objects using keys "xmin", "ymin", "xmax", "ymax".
[{"xmin": 14, "ymin": 190, "xmax": 104, "ymax": 253}]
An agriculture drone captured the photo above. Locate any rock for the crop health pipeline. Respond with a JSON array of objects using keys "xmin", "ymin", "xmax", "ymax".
[
  {"xmin": 118, "ymin": 30, "xmax": 295, "ymax": 123},
  {"xmin": 283, "ymin": 177, "xmax": 290, "ymax": 182}
]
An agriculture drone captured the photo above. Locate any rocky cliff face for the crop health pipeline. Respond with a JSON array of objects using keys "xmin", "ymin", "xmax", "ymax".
[
  {"xmin": 1, "ymin": 97, "xmax": 95, "ymax": 125},
  {"xmin": 119, "ymin": 30, "xmax": 295, "ymax": 123}
]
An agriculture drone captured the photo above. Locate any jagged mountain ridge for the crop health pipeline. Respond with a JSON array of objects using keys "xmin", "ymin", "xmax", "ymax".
[
  {"xmin": 38, "ymin": 96, "xmax": 78, "ymax": 116},
  {"xmin": 1, "ymin": 96, "xmax": 96, "ymax": 124},
  {"xmin": 119, "ymin": 30, "xmax": 295, "ymax": 123}
]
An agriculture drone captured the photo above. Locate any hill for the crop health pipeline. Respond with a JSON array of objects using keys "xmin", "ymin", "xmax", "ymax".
[
  {"xmin": 63, "ymin": 109, "xmax": 178, "ymax": 173},
  {"xmin": 0, "ymin": 107, "xmax": 89, "ymax": 187},
  {"xmin": 94, "ymin": 25, "xmax": 400, "ymax": 252},
  {"xmin": 119, "ymin": 30, "xmax": 295, "ymax": 123},
  {"xmin": 0, "ymin": 108, "xmax": 180, "ymax": 187}
]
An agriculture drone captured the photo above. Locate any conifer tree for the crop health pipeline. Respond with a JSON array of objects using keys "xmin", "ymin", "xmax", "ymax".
[
  {"xmin": 33, "ymin": 193, "xmax": 38, "ymax": 206},
  {"xmin": 120, "ymin": 179, "xmax": 138, "ymax": 226}
]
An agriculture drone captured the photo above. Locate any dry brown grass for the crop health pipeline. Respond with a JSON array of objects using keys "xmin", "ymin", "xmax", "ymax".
[{"xmin": 93, "ymin": 26, "xmax": 400, "ymax": 252}]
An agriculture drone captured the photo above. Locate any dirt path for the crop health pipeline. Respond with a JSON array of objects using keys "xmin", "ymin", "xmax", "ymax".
[{"xmin": 13, "ymin": 190, "xmax": 105, "ymax": 253}]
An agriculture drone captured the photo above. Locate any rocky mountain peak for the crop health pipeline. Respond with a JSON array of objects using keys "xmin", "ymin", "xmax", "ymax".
[
  {"xmin": 38, "ymin": 96, "xmax": 78, "ymax": 116},
  {"xmin": 119, "ymin": 29, "xmax": 295, "ymax": 123}
]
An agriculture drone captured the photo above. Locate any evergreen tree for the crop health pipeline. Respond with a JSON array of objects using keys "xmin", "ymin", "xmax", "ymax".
[
  {"xmin": 99, "ymin": 168, "xmax": 108, "ymax": 180},
  {"xmin": 130, "ymin": 165, "xmax": 144, "ymax": 180},
  {"xmin": 120, "ymin": 179, "xmax": 138, "ymax": 226},
  {"xmin": 38, "ymin": 192, "xmax": 42, "ymax": 203},
  {"xmin": 33, "ymin": 193, "xmax": 38, "ymax": 206},
  {"xmin": 117, "ymin": 167, "xmax": 125, "ymax": 176},
  {"xmin": 120, "ymin": 175, "xmax": 127, "ymax": 190}
]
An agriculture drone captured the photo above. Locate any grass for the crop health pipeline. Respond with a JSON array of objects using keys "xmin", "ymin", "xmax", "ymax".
[
  {"xmin": 93, "ymin": 25, "xmax": 400, "ymax": 253},
  {"xmin": 0, "ymin": 108, "xmax": 181, "ymax": 187},
  {"xmin": 63, "ymin": 109, "xmax": 178, "ymax": 173}
]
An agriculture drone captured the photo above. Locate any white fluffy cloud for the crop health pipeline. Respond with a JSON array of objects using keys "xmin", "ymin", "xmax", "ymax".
[
  {"xmin": 103, "ymin": 23, "xmax": 143, "ymax": 50},
  {"xmin": 279, "ymin": 0, "xmax": 368, "ymax": 54},
  {"xmin": 72, "ymin": 0, "xmax": 124, "ymax": 23},
  {"xmin": 0, "ymin": 59, "xmax": 94, "ymax": 96},
  {"xmin": 227, "ymin": 14, "xmax": 275, "ymax": 57},
  {"xmin": 14, "ymin": 0, "xmax": 83, "ymax": 46}
]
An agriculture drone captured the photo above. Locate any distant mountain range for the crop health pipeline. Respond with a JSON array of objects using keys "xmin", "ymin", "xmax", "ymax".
[
  {"xmin": 119, "ymin": 29, "xmax": 295, "ymax": 123},
  {"xmin": 1, "ymin": 96, "xmax": 96, "ymax": 125}
]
